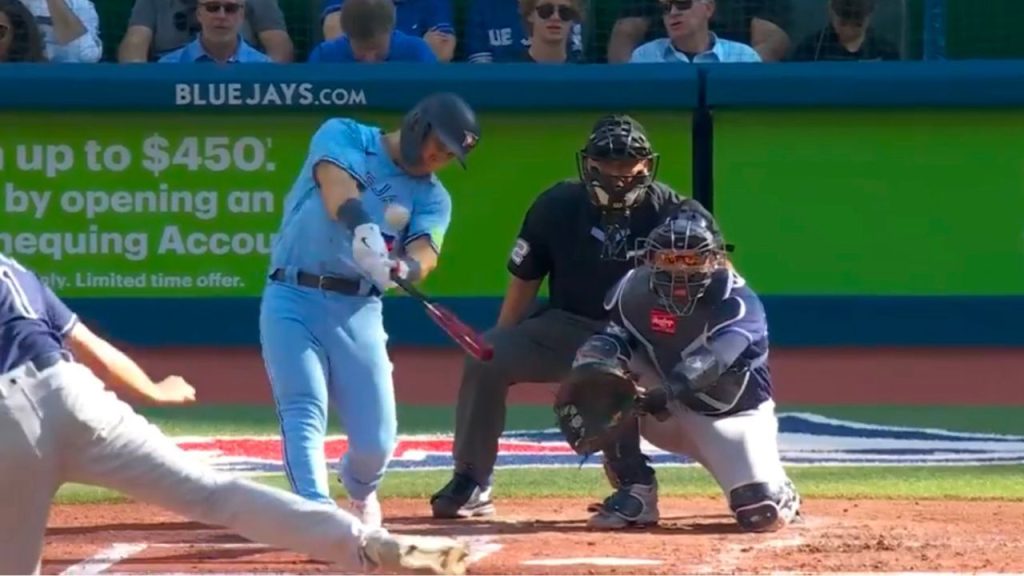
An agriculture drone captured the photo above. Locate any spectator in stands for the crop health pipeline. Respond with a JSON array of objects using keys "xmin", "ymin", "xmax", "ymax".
[
  {"xmin": 630, "ymin": 0, "xmax": 760, "ymax": 63},
  {"xmin": 790, "ymin": 0, "xmax": 898, "ymax": 61},
  {"xmin": 465, "ymin": 0, "xmax": 582, "ymax": 63},
  {"xmin": 609, "ymin": 0, "xmax": 790, "ymax": 63},
  {"xmin": 0, "ymin": 0, "xmax": 46, "ymax": 61},
  {"xmin": 118, "ymin": 0, "xmax": 293, "ymax": 62},
  {"xmin": 308, "ymin": 0, "xmax": 435, "ymax": 62},
  {"xmin": 158, "ymin": 0, "xmax": 271, "ymax": 62},
  {"xmin": 320, "ymin": 0, "xmax": 455, "ymax": 62},
  {"xmin": 517, "ymin": 0, "xmax": 583, "ymax": 63},
  {"xmin": 20, "ymin": 0, "xmax": 101, "ymax": 62}
]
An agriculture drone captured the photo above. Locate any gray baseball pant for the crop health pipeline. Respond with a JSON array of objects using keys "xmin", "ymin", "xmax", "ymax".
[
  {"xmin": 452, "ymin": 308, "xmax": 604, "ymax": 484},
  {"xmin": 0, "ymin": 360, "xmax": 372, "ymax": 574}
]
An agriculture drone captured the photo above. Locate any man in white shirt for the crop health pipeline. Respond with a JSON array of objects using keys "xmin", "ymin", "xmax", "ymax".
[
  {"xmin": 21, "ymin": 0, "xmax": 101, "ymax": 62},
  {"xmin": 630, "ymin": 0, "xmax": 760, "ymax": 63}
]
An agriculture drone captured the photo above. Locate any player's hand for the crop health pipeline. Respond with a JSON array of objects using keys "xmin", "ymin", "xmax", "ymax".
[
  {"xmin": 635, "ymin": 387, "xmax": 671, "ymax": 422},
  {"xmin": 352, "ymin": 223, "xmax": 389, "ymax": 268},
  {"xmin": 152, "ymin": 376, "xmax": 197, "ymax": 405}
]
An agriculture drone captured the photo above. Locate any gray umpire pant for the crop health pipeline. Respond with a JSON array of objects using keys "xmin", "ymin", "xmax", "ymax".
[{"xmin": 452, "ymin": 307, "xmax": 605, "ymax": 485}]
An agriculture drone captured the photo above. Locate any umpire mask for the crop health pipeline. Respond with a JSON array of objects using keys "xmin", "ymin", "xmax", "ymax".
[{"xmin": 576, "ymin": 115, "xmax": 660, "ymax": 259}]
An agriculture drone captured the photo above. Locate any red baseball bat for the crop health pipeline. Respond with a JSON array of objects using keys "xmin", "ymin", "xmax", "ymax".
[{"xmin": 392, "ymin": 276, "xmax": 494, "ymax": 362}]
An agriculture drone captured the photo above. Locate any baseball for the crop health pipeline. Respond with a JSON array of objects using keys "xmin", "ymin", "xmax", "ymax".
[{"xmin": 385, "ymin": 203, "xmax": 411, "ymax": 229}]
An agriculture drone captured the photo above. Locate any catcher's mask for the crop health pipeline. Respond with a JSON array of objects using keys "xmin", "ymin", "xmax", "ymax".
[
  {"xmin": 576, "ymin": 114, "xmax": 659, "ymax": 260},
  {"xmin": 636, "ymin": 210, "xmax": 728, "ymax": 316}
]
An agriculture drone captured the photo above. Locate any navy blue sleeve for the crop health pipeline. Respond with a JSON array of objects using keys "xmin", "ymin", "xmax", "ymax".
[{"xmin": 42, "ymin": 283, "xmax": 78, "ymax": 336}]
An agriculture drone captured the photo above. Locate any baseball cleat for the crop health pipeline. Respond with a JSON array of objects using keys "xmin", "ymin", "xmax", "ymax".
[
  {"xmin": 430, "ymin": 473, "xmax": 495, "ymax": 519},
  {"xmin": 361, "ymin": 529, "xmax": 471, "ymax": 575},
  {"xmin": 349, "ymin": 492, "xmax": 383, "ymax": 529},
  {"xmin": 587, "ymin": 482, "xmax": 660, "ymax": 530}
]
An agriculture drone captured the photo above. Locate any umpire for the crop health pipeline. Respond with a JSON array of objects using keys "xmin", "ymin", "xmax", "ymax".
[{"xmin": 430, "ymin": 114, "xmax": 716, "ymax": 519}]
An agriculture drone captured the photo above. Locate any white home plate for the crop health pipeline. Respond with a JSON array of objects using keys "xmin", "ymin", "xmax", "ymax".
[{"xmin": 522, "ymin": 557, "xmax": 663, "ymax": 567}]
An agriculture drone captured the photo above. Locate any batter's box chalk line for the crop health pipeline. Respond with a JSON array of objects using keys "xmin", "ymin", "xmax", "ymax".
[{"xmin": 65, "ymin": 538, "xmax": 501, "ymax": 576}]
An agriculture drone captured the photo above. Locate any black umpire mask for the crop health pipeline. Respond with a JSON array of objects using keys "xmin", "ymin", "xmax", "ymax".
[{"xmin": 576, "ymin": 114, "xmax": 660, "ymax": 260}]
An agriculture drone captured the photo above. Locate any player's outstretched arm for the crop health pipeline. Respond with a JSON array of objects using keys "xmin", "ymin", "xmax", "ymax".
[{"xmin": 66, "ymin": 323, "xmax": 196, "ymax": 405}]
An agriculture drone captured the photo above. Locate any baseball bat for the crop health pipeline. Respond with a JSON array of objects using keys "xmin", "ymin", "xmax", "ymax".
[
  {"xmin": 381, "ymin": 204, "xmax": 493, "ymax": 361},
  {"xmin": 391, "ymin": 274, "xmax": 494, "ymax": 362}
]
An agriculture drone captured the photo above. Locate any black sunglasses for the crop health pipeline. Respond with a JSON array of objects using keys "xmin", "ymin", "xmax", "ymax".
[
  {"xmin": 535, "ymin": 3, "xmax": 578, "ymax": 22},
  {"xmin": 661, "ymin": 0, "xmax": 696, "ymax": 13},
  {"xmin": 199, "ymin": 2, "xmax": 244, "ymax": 14}
]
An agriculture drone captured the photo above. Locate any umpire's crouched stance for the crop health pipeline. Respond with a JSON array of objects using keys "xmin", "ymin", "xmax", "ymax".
[{"xmin": 430, "ymin": 114, "xmax": 715, "ymax": 519}]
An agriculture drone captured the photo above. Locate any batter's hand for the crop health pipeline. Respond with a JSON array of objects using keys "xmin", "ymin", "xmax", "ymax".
[{"xmin": 152, "ymin": 376, "xmax": 197, "ymax": 404}]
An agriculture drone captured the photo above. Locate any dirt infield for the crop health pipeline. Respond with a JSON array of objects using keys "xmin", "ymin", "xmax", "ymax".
[{"xmin": 44, "ymin": 497, "xmax": 1024, "ymax": 575}]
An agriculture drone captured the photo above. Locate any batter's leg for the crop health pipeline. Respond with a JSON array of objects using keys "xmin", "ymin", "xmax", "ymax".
[
  {"xmin": 433, "ymin": 309, "xmax": 602, "ymax": 518},
  {"xmin": 0, "ymin": 369, "xmax": 60, "ymax": 574},
  {"xmin": 642, "ymin": 400, "xmax": 800, "ymax": 532},
  {"xmin": 259, "ymin": 284, "xmax": 333, "ymax": 505},
  {"xmin": 321, "ymin": 295, "xmax": 396, "ymax": 523},
  {"xmin": 56, "ymin": 362, "xmax": 467, "ymax": 574}
]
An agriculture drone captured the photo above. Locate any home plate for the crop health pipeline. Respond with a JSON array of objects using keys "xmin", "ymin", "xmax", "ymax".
[{"xmin": 522, "ymin": 557, "xmax": 663, "ymax": 567}]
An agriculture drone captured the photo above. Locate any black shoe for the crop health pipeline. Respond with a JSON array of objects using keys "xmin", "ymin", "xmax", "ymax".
[{"xmin": 430, "ymin": 473, "xmax": 496, "ymax": 519}]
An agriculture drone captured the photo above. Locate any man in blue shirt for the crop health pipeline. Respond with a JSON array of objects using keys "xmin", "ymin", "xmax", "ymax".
[
  {"xmin": 309, "ymin": 0, "xmax": 437, "ymax": 62},
  {"xmin": 630, "ymin": 0, "xmax": 761, "ymax": 63},
  {"xmin": 0, "ymin": 252, "xmax": 470, "ymax": 574},
  {"xmin": 259, "ymin": 93, "xmax": 480, "ymax": 528},
  {"xmin": 321, "ymin": 0, "xmax": 455, "ymax": 61},
  {"xmin": 465, "ymin": 0, "xmax": 582, "ymax": 63},
  {"xmin": 158, "ymin": 0, "xmax": 273, "ymax": 63}
]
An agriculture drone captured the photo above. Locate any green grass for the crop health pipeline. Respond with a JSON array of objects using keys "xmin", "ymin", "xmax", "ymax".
[
  {"xmin": 59, "ymin": 404, "xmax": 1023, "ymax": 507},
  {"xmin": 141, "ymin": 404, "xmax": 1024, "ymax": 436},
  {"xmin": 54, "ymin": 464, "xmax": 1024, "ymax": 506}
]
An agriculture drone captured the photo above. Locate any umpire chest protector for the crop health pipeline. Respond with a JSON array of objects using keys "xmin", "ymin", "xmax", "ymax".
[{"xmin": 612, "ymin": 268, "xmax": 754, "ymax": 415}]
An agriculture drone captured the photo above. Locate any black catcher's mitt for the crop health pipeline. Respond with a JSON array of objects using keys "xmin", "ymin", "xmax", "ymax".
[{"xmin": 554, "ymin": 361, "xmax": 640, "ymax": 456}]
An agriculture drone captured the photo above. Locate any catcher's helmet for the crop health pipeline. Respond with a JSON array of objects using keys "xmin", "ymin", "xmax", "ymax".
[
  {"xmin": 575, "ymin": 114, "xmax": 660, "ymax": 212},
  {"xmin": 400, "ymin": 92, "xmax": 480, "ymax": 169},
  {"xmin": 637, "ymin": 210, "xmax": 728, "ymax": 316}
]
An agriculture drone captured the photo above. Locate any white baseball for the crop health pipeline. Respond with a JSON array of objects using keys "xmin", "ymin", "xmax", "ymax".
[{"xmin": 385, "ymin": 203, "xmax": 411, "ymax": 229}]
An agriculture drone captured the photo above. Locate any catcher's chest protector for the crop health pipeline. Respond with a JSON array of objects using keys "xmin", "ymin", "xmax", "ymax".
[{"xmin": 615, "ymin": 268, "xmax": 727, "ymax": 376}]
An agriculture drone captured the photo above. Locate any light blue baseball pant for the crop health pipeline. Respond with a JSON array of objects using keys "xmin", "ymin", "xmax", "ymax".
[{"xmin": 259, "ymin": 279, "xmax": 396, "ymax": 504}]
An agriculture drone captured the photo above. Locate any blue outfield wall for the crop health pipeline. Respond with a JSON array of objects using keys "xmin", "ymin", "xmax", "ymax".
[{"xmin": 8, "ymin": 61, "xmax": 1024, "ymax": 348}]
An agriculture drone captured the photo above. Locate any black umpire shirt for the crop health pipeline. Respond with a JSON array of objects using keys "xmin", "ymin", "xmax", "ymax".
[{"xmin": 507, "ymin": 180, "xmax": 713, "ymax": 321}]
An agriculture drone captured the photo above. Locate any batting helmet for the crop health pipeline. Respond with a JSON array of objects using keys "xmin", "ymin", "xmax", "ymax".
[
  {"xmin": 399, "ymin": 92, "xmax": 481, "ymax": 169},
  {"xmin": 637, "ymin": 209, "xmax": 728, "ymax": 316},
  {"xmin": 576, "ymin": 114, "xmax": 660, "ymax": 212}
]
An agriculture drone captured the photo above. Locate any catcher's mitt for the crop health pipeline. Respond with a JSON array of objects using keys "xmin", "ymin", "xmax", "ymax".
[{"xmin": 553, "ymin": 361, "xmax": 640, "ymax": 456}]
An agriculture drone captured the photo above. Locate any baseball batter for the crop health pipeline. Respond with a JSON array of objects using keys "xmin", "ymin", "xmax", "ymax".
[
  {"xmin": 431, "ymin": 114, "xmax": 717, "ymax": 519},
  {"xmin": 259, "ymin": 92, "xmax": 480, "ymax": 526},
  {"xmin": 558, "ymin": 210, "xmax": 802, "ymax": 531},
  {"xmin": 0, "ymin": 252, "xmax": 470, "ymax": 575}
]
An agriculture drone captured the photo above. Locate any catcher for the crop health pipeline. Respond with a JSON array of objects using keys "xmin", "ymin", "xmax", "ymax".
[{"xmin": 554, "ymin": 209, "xmax": 802, "ymax": 532}]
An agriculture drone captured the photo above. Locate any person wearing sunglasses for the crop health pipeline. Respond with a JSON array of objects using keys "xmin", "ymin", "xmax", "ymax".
[
  {"xmin": 629, "ymin": 0, "xmax": 761, "ymax": 63},
  {"xmin": 308, "ymin": 0, "xmax": 436, "ymax": 63},
  {"xmin": 517, "ymin": 0, "xmax": 583, "ymax": 63},
  {"xmin": 158, "ymin": 0, "xmax": 271, "ymax": 62},
  {"xmin": 118, "ymin": 0, "xmax": 293, "ymax": 63},
  {"xmin": 464, "ymin": 0, "xmax": 582, "ymax": 63},
  {"xmin": 0, "ymin": 0, "xmax": 46, "ymax": 62},
  {"xmin": 609, "ymin": 0, "xmax": 790, "ymax": 63}
]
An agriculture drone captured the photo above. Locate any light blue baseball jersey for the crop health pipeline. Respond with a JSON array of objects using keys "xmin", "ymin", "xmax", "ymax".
[{"xmin": 269, "ymin": 118, "xmax": 452, "ymax": 281}]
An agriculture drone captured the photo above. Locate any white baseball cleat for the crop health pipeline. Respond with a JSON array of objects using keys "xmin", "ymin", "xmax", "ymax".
[
  {"xmin": 361, "ymin": 529, "xmax": 471, "ymax": 575},
  {"xmin": 349, "ymin": 492, "xmax": 383, "ymax": 528}
]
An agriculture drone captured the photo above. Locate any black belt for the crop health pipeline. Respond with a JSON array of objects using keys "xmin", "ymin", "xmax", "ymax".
[{"xmin": 270, "ymin": 269, "xmax": 380, "ymax": 297}]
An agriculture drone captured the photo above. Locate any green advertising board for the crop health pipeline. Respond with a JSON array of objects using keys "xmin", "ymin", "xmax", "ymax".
[
  {"xmin": 0, "ymin": 111, "xmax": 692, "ymax": 298},
  {"xmin": 713, "ymin": 109, "xmax": 1024, "ymax": 296}
]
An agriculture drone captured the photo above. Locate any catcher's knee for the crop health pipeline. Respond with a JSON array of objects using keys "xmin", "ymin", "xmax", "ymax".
[{"xmin": 728, "ymin": 480, "xmax": 801, "ymax": 533}]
